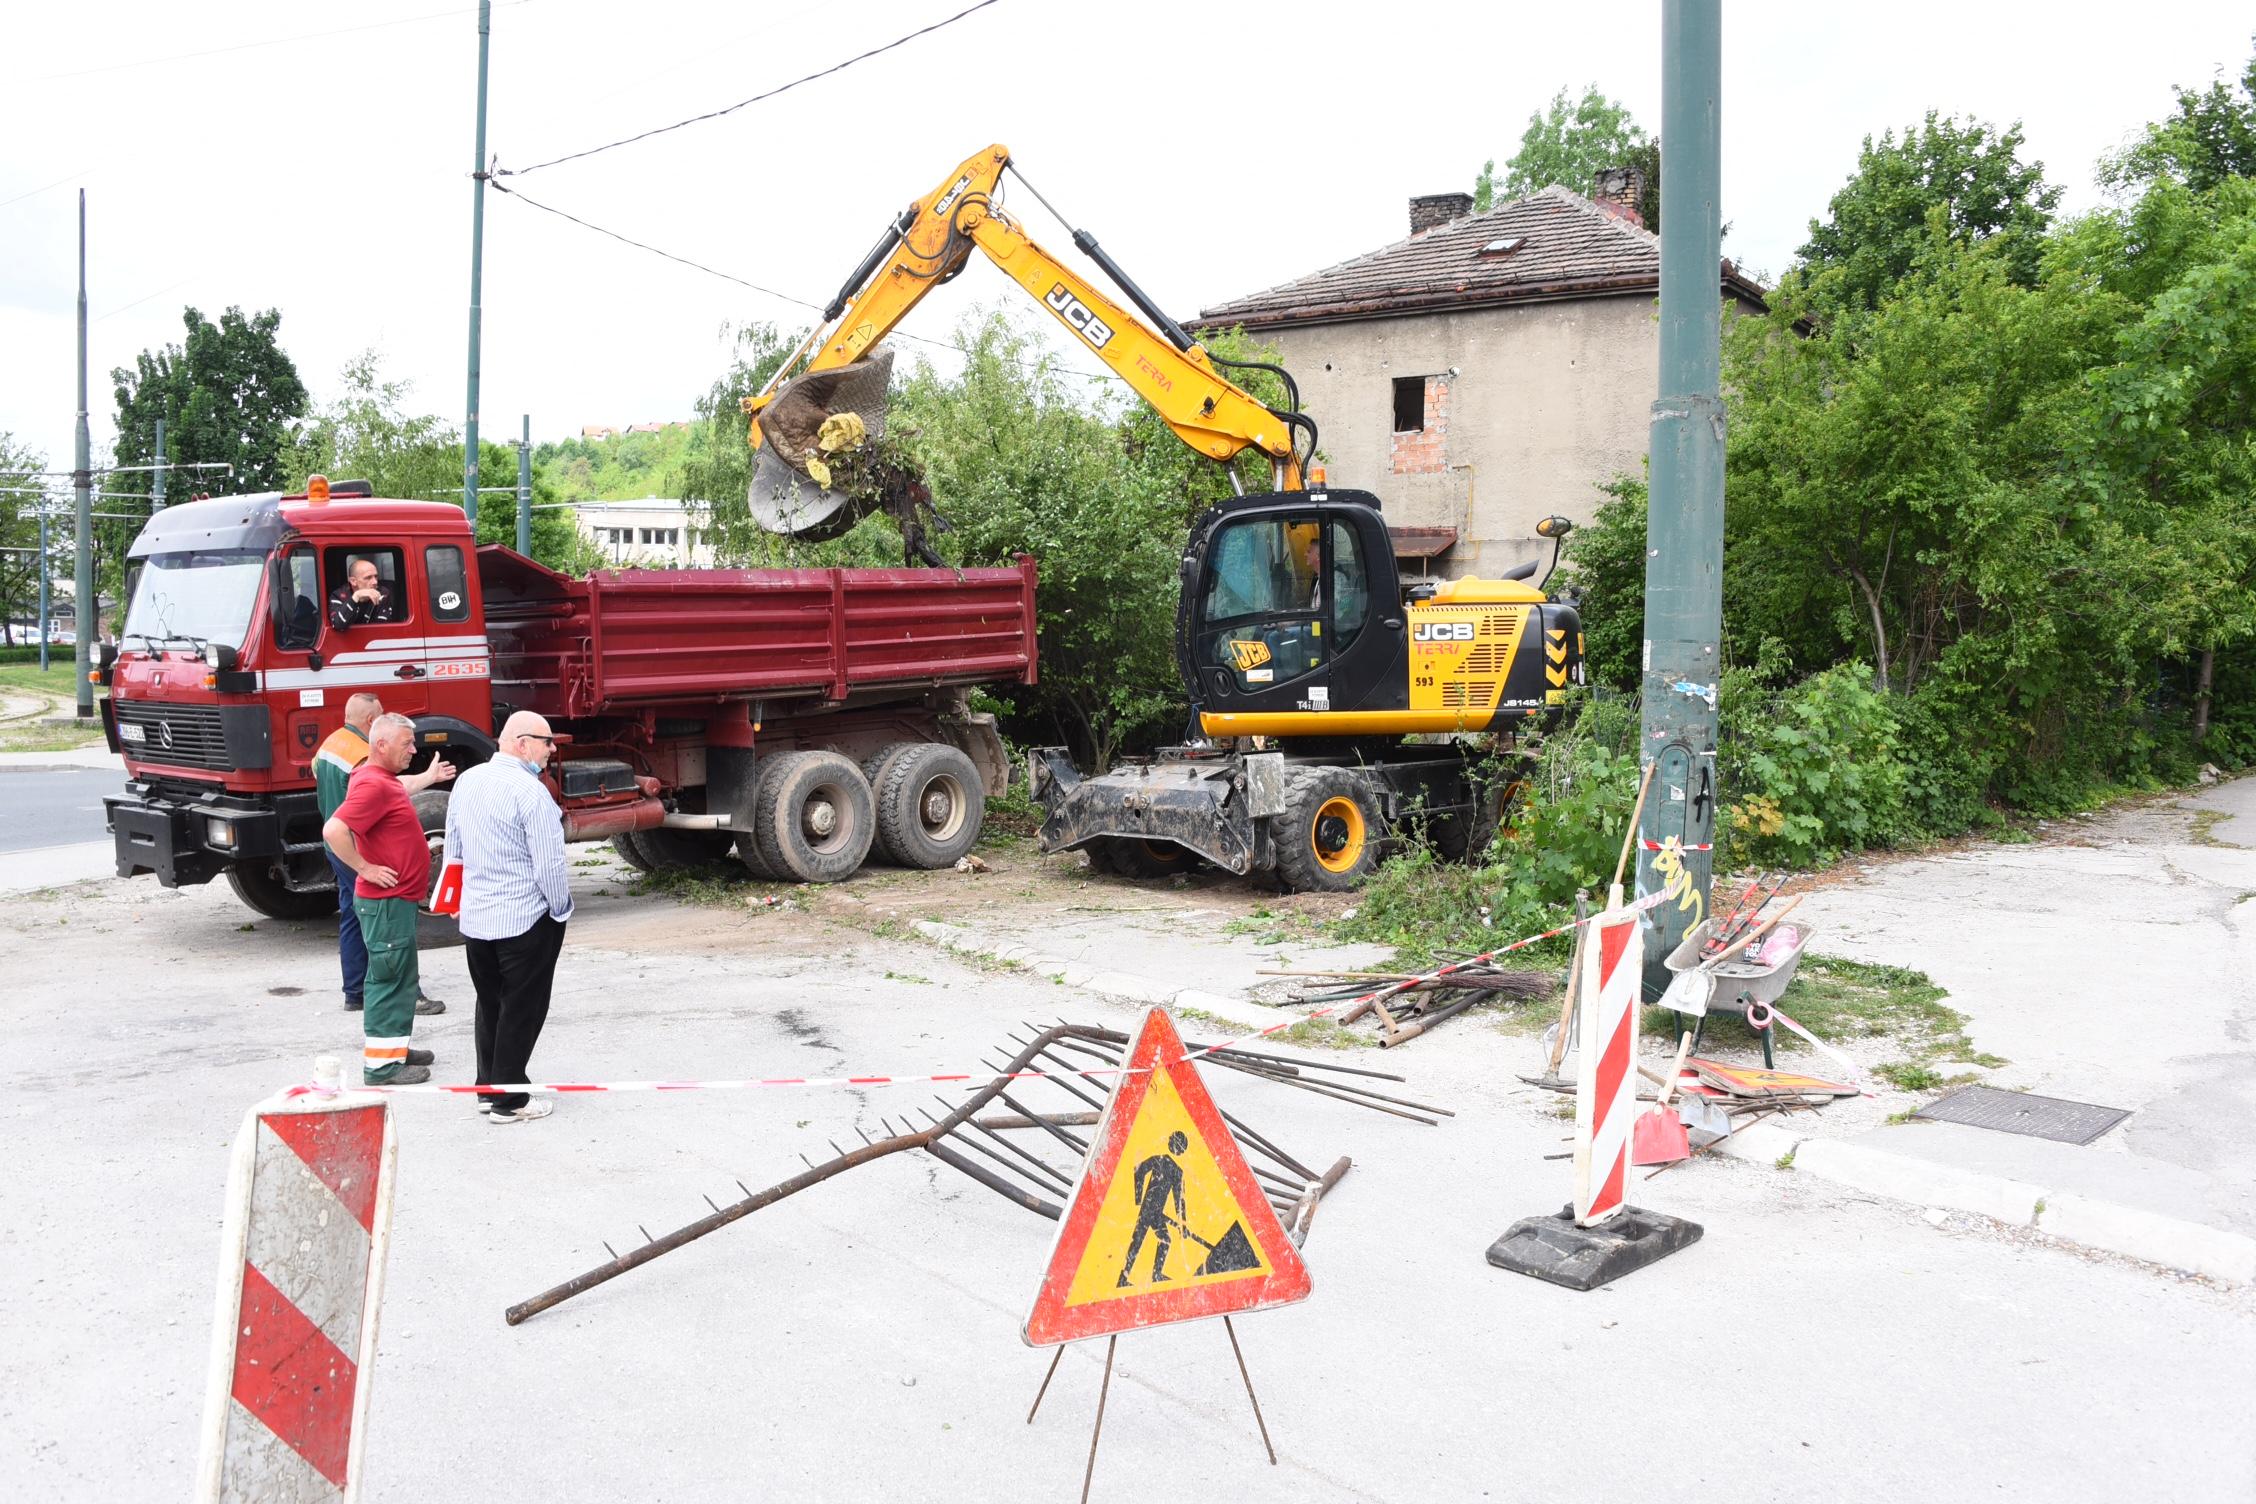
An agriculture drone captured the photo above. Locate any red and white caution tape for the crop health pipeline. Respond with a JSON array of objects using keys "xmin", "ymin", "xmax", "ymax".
[{"xmin": 292, "ymin": 891, "xmax": 1675, "ymax": 1101}]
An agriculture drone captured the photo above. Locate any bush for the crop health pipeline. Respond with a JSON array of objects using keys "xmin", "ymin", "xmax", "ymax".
[{"xmin": 1719, "ymin": 663, "xmax": 1907, "ymax": 867}]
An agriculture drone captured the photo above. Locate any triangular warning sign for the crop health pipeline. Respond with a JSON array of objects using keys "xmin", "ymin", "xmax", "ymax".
[{"xmin": 1022, "ymin": 1008, "xmax": 1312, "ymax": 1346}]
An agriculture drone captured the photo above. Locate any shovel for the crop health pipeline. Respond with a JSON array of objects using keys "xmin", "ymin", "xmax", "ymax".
[{"xmin": 1630, "ymin": 1033, "xmax": 1694, "ymax": 1166}]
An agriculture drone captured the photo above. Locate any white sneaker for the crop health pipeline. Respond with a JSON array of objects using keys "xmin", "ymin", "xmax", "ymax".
[{"xmin": 487, "ymin": 1098, "xmax": 555, "ymax": 1125}]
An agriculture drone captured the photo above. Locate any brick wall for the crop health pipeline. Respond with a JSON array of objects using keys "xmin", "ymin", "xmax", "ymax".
[{"xmin": 1390, "ymin": 377, "xmax": 1450, "ymax": 476}]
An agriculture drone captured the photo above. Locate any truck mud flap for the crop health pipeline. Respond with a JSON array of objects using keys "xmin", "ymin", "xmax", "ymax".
[{"xmin": 1029, "ymin": 747, "xmax": 1260, "ymax": 875}]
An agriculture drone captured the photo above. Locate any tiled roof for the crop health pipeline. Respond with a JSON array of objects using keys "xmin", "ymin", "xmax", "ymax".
[{"xmin": 1197, "ymin": 186, "xmax": 1765, "ymax": 330}]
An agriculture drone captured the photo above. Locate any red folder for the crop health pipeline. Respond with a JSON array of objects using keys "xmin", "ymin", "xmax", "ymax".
[{"xmin": 430, "ymin": 861, "xmax": 464, "ymax": 916}]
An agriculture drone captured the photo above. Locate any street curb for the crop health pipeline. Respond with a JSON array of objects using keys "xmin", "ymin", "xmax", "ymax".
[
  {"xmin": 1716, "ymin": 1123, "xmax": 2255, "ymax": 1284},
  {"xmin": 910, "ymin": 920, "xmax": 1259, "ymax": 1021}
]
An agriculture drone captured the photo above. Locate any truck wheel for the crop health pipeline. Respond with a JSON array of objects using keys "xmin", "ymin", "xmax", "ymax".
[
  {"xmin": 734, "ymin": 753, "xmax": 799, "ymax": 880},
  {"xmin": 1099, "ymin": 837, "xmax": 1201, "ymax": 880},
  {"xmin": 411, "ymin": 790, "xmax": 452, "ymax": 910},
  {"xmin": 874, "ymin": 743, "xmax": 985, "ymax": 868},
  {"xmin": 634, "ymin": 827, "xmax": 736, "ymax": 868},
  {"xmin": 1274, "ymin": 769, "xmax": 1384, "ymax": 893},
  {"xmin": 859, "ymin": 741, "xmax": 923, "ymax": 863},
  {"xmin": 225, "ymin": 864, "xmax": 339, "ymax": 921},
  {"xmin": 612, "ymin": 833, "xmax": 658, "ymax": 872},
  {"xmin": 754, "ymin": 751, "xmax": 875, "ymax": 883}
]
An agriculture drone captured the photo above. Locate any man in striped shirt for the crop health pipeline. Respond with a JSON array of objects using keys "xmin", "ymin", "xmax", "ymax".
[
  {"xmin": 442, "ymin": 710, "xmax": 574, "ymax": 1124},
  {"xmin": 315, "ymin": 692, "xmax": 452, "ymax": 1015}
]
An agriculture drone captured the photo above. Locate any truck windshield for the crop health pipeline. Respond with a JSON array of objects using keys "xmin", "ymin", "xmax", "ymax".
[{"xmin": 121, "ymin": 549, "xmax": 268, "ymax": 651}]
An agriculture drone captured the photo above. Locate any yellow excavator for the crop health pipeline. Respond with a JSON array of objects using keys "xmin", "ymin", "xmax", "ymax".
[{"xmin": 746, "ymin": 143, "xmax": 1584, "ymax": 891}]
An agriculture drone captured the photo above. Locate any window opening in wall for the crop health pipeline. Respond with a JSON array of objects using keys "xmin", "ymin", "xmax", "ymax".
[{"xmin": 1392, "ymin": 376, "xmax": 1425, "ymax": 434}]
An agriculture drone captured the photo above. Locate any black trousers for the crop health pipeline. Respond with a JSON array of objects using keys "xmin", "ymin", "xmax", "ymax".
[{"xmin": 465, "ymin": 914, "xmax": 566, "ymax": 1111}]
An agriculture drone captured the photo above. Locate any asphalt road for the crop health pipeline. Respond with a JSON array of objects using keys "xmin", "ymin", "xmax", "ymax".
[{"xmin": 0, "ymin": 766, "xmax": 118, "ymax": 853}]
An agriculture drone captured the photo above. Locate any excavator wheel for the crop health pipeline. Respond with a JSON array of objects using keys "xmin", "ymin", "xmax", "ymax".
[
  {"xmin": 1095, "ymin": 837, "xmax": 1202, "ymax": 880},
  {"xmin": 1273, "ymin": 768, "xmax": 1385, "ymax": 893}
]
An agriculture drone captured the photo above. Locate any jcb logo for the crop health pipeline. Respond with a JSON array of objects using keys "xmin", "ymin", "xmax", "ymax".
[
  {"xmin": 1412, "ymin": 621, "xmax": 1476, "ymax": 642},
  {"xmin": 1227, "ymin": 638, "xmax": 1272, "ymax": 671},
  {"xmin": 1045, "ymin": 284, "xmax": 1115, "ymax": 350}
]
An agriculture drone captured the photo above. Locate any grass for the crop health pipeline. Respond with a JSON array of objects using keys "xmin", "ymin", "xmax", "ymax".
[
  {"xmin": 0, "ymin": 663, "xmax": 107, "ymax": 753},
  {"xmin": 1220, "ymin": 904, "xmax": 1333, "ymax": 947},
  {"xmin": 2190, "ymin": 809, "xmax": 2231, "ymax": 847},
  {"xmin": 1642, "ymin": 954, "xmax": 2003, "ymax": 1086}
]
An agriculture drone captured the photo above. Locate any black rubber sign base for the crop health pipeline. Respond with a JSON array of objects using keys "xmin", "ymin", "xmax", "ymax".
[{"xmin": 1485, "ymin": 1205, "xmax": 1704, "ymax": 1291}]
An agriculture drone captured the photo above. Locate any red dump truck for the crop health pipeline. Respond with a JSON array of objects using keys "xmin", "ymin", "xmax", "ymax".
[{"xmin": 99, "ymin": 480, "xmax": 1036, "ymax": 919}]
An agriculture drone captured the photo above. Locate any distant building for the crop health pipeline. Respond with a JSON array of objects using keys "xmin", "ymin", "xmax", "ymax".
[
  {"xmin": 580, "ymin": 425, "xmax": 618, "ymax": 441},
  {"xmin": 1196, "ymin": 175, "xmax": 1766, "ymax": 580},
  {"xmin": 572, "ymin": 497, "xmax": 714, "ymax": 568}
]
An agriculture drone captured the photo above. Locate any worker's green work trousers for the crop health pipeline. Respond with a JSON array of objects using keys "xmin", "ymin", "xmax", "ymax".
[{"xmin": 353, "ymin": 895, "xmax": 421, "ymax": 1083}]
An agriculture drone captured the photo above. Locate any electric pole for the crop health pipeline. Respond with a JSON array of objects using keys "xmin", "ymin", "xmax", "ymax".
[
  {"xmin": 74, "ymin": 189, "xmax": 95, "ymax": 718},
  {"xmin": 516, "ymin": 414, "xmax": 532, "ymax": 556},
  {"xmin": 1637, "ymin": 0, "xmax": 1725, "ymax": 991},
  {"xmin": 152, "ymin": 419, "xmax": 167, "ymax": 510},
  {"xmin": 463, "ymin": 0, "xmax": 492, "ymax": 527}
]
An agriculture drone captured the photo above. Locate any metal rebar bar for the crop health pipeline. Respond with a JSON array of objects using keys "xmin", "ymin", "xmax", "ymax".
[
  {"xmin": 922, "ymin": 1141, "xmax": 1062, "ymax": 1219},
  {"xmin": 1224, "ymin": 1316, "xmax": 1277, "ymax": 1466},
  {"xmin": 1083, "ymin": 1337, "xmax": 1117, "ymax": 1504},
  {"xmin": 1287, "ymin": 1156, "xmax": 1353, "ymax": 1246},
  {"xmin": 1028, "ymin": 1344, "xmax": 1066, "ymax": 1424}
]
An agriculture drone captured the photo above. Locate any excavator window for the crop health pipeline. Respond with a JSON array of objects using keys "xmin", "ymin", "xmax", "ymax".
[{"xmin": 1197, "ymin": 514, "xmax": 1373, "ymax": 695}]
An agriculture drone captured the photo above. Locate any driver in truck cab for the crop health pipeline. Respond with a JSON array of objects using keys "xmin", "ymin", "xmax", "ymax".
[{"xmin": 329, "ymin": 555, "xmax": 403, "ymax": 629}]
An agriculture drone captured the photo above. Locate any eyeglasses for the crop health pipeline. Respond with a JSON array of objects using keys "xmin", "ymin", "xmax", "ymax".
[{"xmin": 518, "ymin": 733, "xmax": 556, "ymax": 745}]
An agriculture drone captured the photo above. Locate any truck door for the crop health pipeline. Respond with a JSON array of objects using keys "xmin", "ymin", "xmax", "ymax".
[
  {"xmin": 318, "ymin": 542, "xmax": 430, "ymax": 720},
  {"xmin": 266, "ymin": 543, "xmax": 329, "ymax": 776}
]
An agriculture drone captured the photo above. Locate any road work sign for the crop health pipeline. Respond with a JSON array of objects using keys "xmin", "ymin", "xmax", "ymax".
[
  {"xmin": 1023, "ymin": 1007, "xmax": 1311, "ymax": 1346},
  {"xmin": 196, "ymin": 1063, "xmax": 397, "ymax": 1503}
]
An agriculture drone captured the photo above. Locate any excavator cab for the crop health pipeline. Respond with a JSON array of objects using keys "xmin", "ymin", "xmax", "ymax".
[{"xmin": 1179, "ymin": 489, "xmax": 1581, "ymax": 740}]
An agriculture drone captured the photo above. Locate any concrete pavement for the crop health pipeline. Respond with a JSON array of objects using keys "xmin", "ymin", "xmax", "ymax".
[{"xmin": 5, "ymin": 842, "xmax": 2250, "ymax": 1499}]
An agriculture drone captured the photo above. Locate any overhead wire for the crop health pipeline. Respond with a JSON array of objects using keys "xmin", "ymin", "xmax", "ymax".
[
  {"xmin": 488, "ymin": 180, "xmax": 1115, "ymax": 385},
  {"xmin": 33, "ymin": 1, "xmax": 537, "ymax": 83},
  {"xmin": 497, "ymin": 0, "xmax": 1004, "ymax": 179}
]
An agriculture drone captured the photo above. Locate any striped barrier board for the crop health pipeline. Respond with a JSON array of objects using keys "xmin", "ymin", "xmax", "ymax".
[
  {"xmin": 1572, "ymin": 902, "xmax": 1643, "ymax": 1227},
  {"xmin": 196, "ymin": 1063, "xmax": 397, "ymax": 1503}
]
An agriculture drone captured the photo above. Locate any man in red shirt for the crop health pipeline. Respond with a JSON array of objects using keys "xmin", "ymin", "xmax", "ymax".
[{"xmin": 324, "ymin": 712, "xmax": 438, "ymax": 1085}]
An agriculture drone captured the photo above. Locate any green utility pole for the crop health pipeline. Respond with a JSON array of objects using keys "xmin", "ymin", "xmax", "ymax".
[
  {"xmin": 152, "ymin": 419, "xmax": 166, "ymax": 510},
  {"xmin": 73, "ymin": 189, "xmax": 94, "ymax": 719},
  {"xmin": 516, "ymin": 414, "xmax": 532, "ymax": 556},
  {"xmin": 38, "ymin": 511, "xmax": 51, "ymax": 673},
  {"xmin": 1637, "ymin": 0, "xmax": 1725, "ymax": 992},
  {"xmin": 463, "ymin": 0, "xmax": 492, "ymax": 527}
]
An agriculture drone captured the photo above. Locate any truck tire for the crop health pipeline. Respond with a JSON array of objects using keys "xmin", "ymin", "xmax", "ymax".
[
  {"xmin": 754, "ymin": 751, "xmax": 875, "ymax": 884},
  {"xmin": 633, "ymin": 827, "xmax": 736, "ymax": 868},
  {"xmin": 1273, "ymin": 768, "xmax": 1385, "ymax": 893},
  {"xmin": 612, "ymin": 833, "xmax": 658, "ymax": 872},
  {"xmin": 225, "ymin": 864, "xmax": 339, "ymax": 921},
  {"xmin": 874, "ymin": 743, "xmax": 984, "ymax": 868},
  {"xmin": 734, "ymin": 753, "xmax": 800, "ymax": 880},
  {"xmin": 411, "ymin": 790, "xmax": 453, "ymax": 910},
  {"xmin": 859, "ymin": 741, "xmax": 923, "ymax": 863}
]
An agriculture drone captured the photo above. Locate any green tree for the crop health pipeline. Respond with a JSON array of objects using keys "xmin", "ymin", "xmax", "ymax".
[
  {"xmin": 113, "ymin": 306, "xmax": 309, "ymax": 492},
  {"xmin": 1797, "ymin": 113, "xmax": 2062, "ymax": 315},
  {"xmin": 1475, "ymin": 84, "xmax": 1652, "ymax": 216},
  {"xmin": 0, "ymin": 434, "xmax": 50, "ymax": 645},
  {"xmin": 2102, "ymin": 40, "xmax": 2256, "ymax": 192}
]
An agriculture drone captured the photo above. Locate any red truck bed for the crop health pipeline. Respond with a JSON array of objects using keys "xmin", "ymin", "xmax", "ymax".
[{"xmin": 478, "ymin": 547, "xmax": 1037, "ymax": 719}]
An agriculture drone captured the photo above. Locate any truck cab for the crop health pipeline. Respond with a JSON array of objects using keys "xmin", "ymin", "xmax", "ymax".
[{"xmin": 103, "ymin": 482, "xmax": 495, "ymax": 918}]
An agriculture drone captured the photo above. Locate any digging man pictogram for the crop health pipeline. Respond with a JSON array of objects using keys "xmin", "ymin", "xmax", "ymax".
[{"xmin": 1117, "ymin": 1131, "xmax": 1190, "ymax": 1286}]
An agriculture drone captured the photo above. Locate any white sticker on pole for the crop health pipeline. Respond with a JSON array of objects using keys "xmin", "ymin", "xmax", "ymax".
[
  {"xmin": 195, "ymin": 1065, "xmax": 397, "ymax": 1503},
  {"xmin": 1572, "ymin": 903, "xmax": 1643, "ymax": 1227}
]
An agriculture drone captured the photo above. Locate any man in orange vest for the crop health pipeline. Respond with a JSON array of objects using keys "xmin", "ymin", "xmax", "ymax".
[{"xmin": 315, "ymin": 692, "xmax": 453, "ymax": 1015}]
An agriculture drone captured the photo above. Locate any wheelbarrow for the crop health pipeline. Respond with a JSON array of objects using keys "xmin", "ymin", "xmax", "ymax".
[{"xmin": 1660, "ymin": 918, "xmax": 1813, "ymax": 1069}]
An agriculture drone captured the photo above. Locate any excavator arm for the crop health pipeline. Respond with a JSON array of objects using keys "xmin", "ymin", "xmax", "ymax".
[{"xmin": 747, "ymin": 143, "xmax": 1307, "ymax": 492}]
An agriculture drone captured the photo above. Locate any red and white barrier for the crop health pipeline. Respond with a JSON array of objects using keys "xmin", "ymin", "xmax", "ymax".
[
  {"xmin": 197, "ymin": 1058, "xmax": 398, "ymax": 1504},
  {"xmin": 1572, "ymin": 902, "xmax": 1643, "ymax": 1227}
]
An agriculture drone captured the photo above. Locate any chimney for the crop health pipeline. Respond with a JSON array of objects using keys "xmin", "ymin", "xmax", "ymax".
[
  {"xmin": 1589, "ymin": 165, "xmax": 1647, "ymax": 228},
  {"xmin": 1408, "ymin": 192, "xmax": 1474, "ymax": 235}
]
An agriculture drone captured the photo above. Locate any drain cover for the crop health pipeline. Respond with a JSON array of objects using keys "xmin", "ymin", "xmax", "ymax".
[{"xmin": 1913, "ymin": 1085, "xmax": 2129, "ymax": 1145}]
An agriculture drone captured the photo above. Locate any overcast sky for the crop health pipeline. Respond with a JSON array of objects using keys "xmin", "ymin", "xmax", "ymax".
[{"xmin": 3, "ymin": 1, "xmax": 2249, "ymax": 484}]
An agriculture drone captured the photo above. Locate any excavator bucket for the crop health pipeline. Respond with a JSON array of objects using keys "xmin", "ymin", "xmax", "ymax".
[{"xmin": 747, "ymin": 347, "xmax": 895, "ymax": 539}]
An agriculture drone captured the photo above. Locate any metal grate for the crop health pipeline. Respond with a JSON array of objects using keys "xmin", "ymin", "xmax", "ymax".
[
  {"xmin": 114, "ymin": 701, "xmax": 229, "ymax": 770},
  {"xmin": 1914, "ymin": 1085, "xmax": 2130, "ymax": 1145}
]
